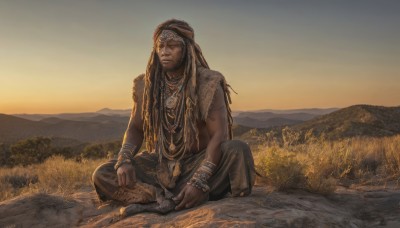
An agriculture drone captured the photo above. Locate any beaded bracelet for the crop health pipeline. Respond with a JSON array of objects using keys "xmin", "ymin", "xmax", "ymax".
[
  {"xmin": 187, "ymin": 160, "xmax": 217, "ymax": 192},
  {"xmin": 188, "ymin": 176, "xmax": 210, "ymax": 192},
  {"xmin": 121, "ymin": 143, "xmax": 137, "ymax": 153},
  {"xmin": 197, "ymin": 160, "xmax": 217, "ymax": 177},
  {"xmin": 114, "ymin": 143, "xmax": 137, "ymax": 170}
]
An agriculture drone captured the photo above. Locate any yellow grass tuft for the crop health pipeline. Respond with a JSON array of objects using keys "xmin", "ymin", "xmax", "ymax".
[{"xmin": 0, "ymin": 156, "xmax": 107, "ymax": 201}]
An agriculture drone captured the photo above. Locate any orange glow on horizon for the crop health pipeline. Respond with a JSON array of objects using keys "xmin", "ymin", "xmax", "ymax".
[{"xmin": 1, "ymin": 1, "xmax": 399, "ymax": 114}]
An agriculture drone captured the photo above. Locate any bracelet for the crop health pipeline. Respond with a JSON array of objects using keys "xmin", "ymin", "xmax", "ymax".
[
  {"xmin": 118, "ymin": 143, "xmax": 137, "ymax": 158},
  {"xmin": 118, "ymin": 150, "xmax": 135, "ymax": 160},
  {"xmin": 121, "ymin": 143, "xmax": 137, "ymax": 152},
  {"xmin": 193, "ymin": 171, "xmax": 210, "ymax": 182},
  {"xmin": 114, "ymin": 143, "xmax": 137, "ymax": 170},
  {"xmin": 197, "ymin": 160, "xmax": 217, "ymax": 177},
  {"xmin": 195, "ymin": 160, "xmax": 217, "ymax": 181},
  {"xmin": 187, "ymin": 160, "xmax": 217, "ymax": 192},
  {"xmin": 188, "ymin": 177, "xmax": 210, "ymax": 192}
]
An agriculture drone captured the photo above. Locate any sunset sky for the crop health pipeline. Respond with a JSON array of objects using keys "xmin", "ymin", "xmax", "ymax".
[{"xmin": 1, "ymin": 0, "xmax": 399, "ymax": 114}]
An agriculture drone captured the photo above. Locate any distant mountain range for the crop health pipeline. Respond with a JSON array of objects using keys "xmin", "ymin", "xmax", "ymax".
[
  {"xmin": 233, "ymin": 108, "xmax": 339, "ymax": 116},
  {"xmin": 14, "ymin": 108, "xmax": 339, "ymax": 130},
  {"xmin": 234, "ymin": 116, "xmax": 303, "ymax": 129},
  {"xmin": 232, "ymin": 110, "xmax": 329, "ymax": 128},
  {"xmin": 14, "ymin": 108, "xmax": 131, "ymax": 121},
  {"xmin": 1, "ymin": 106, "xmax": 398, "ymax": 144},
  {"xmin": 96, "ymin": 108, "xmax": 132, "ymax": 116},
  {"xmin": 0, "ymin": 114, "xmax": 128, "ymax": 144}
]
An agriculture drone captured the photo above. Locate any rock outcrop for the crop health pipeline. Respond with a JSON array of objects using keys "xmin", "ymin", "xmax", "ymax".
[{"xmin": 1, "ymin": 185, "xmax": 400, "ymax": 227}]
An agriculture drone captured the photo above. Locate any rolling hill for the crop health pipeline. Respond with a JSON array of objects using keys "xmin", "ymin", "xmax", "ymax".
[
  {"xmin": 236, "ymin": 111, "xmax": 321, "ymax": 121},
  {"xmin": 236, "ymin": 108, "xmax": 339, "ymax": 115},
  {"xmin": 292, "ymin": 105, "xmax": 400, "ymax": 139},
  {"xmin": 0, "ymin": 114, "xmax": 127, "ymax": 143},
  {"xmin": 232, "ymin": 108, "xmax": 337, "ymax": 128},
  {"xmin": 233, "ymin": 116, "xmax": 303, "ymax": 128}
]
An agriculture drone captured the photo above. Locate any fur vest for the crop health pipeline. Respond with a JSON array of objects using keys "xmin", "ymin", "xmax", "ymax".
[{"xmin": 132, "ymin": 66, "xmax": 231, "ymax": 122}]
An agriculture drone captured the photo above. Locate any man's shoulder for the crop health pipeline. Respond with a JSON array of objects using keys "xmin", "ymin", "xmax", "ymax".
[
  {"xmin": 132, "ymin": 73, "xmax": 145, "ymax": 102},
  {"xmin": 197, "ymin": 67, "xmax": 229, "ymax": 120},
  {"xmin": 133, "ymin": 73, "xmax": 145, "ymax": 85},
  {"xmin": 197, "ymin": 67, "xmax": 225, "ymax": 82}
]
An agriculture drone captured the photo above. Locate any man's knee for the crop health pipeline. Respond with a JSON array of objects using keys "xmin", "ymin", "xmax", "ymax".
[
  {"xmin": 92, "ymin": 164, "xmax": 103, "ymax": 185},
  {"xmin": 92, "ymin": 161, "xmax": 114, "ymax": 185},
  {"xmin": 221, "ymin": 140, "xmax": 251, "ymax": 159},
  {"xmin": 92, "ymin": 161, "xmax": 117, "ymax": 201}
]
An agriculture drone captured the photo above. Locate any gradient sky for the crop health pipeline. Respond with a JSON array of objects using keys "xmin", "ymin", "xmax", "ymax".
[{"xmin": 1, "ymin": 0, "xmax": 399, "ymax": 114}]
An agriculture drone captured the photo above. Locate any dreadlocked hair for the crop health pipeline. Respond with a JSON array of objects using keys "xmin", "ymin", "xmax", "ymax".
[{"xmin": 142, "ymin": 19, "xmax": 212, "ymax": 153}]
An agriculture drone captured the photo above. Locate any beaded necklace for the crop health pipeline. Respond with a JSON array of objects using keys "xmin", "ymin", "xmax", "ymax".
[{"xmin": 158, "ymin": 74, "xmax": 187, "ymax": 162}]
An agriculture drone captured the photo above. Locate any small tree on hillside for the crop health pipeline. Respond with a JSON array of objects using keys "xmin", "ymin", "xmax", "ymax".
[
  {"xmin": 81, "ymin": 144, "xmax": 107, "ymax": 159},
  {"xmin": 10, "ymin": 137, "xmax": 52, "ymax": 166},
  {"xmin": 0, "ymin": 143, "xmax": 11, "ymax": 166},
  {"xmin": 103, "ymin": 141, "xmax": 121, "ymax": 158}
]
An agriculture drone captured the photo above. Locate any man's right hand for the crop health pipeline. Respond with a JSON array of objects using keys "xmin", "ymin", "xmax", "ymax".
[{"xmin": 117, "ymin": 163, "xmax": 136, "ymax": 187}]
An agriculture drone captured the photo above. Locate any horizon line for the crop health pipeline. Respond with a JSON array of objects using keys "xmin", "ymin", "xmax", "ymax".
[{"xmin": 5, "ymin": 103, "xmax": 400, "ymax": 115}]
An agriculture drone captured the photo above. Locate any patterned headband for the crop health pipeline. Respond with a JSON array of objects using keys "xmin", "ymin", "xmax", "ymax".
[{"xmin": 157, "ymin": 30, "xmax": 185, "ymax": 46}]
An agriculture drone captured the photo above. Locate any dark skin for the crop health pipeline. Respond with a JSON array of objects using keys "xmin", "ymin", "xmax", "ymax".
[{"xmin": 117, "ymin": 39, "xmax": 228, "ymax": 210}]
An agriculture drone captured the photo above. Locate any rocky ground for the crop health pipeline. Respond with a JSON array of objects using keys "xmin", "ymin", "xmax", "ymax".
[{"xmin": 1, "ymin": 184, "xmax": 400, "ymax": 228}]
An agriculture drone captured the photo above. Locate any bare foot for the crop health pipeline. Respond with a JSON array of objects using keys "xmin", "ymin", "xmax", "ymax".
[
  {"xmin": 120, "ymin": 204, "xmax": 144, "ymax": 217},
  {"xmin": 119, "ymin": 199, "xmax": 175, "ymax": 218}
]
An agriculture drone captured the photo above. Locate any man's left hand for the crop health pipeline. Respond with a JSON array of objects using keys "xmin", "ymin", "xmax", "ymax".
[{"xmin": 173, "ymin": 184, "xmax": 208, "ymax": 210}]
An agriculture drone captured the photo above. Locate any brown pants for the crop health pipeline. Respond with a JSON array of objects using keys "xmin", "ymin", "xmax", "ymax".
[{"xmin": 92, "ymin": 140, "xmax": 256, "ymax": 204}]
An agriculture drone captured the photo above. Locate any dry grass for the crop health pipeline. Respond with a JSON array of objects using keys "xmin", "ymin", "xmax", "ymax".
[
  {"xmin": 0, "ymin": 156, "xmax": 107, "ymax": 202},
  {"xmin": 2, "ymin": 135, "xmax": 399, "ymax": 202},
  {"xmin": 0, "ymin": 166, "xmax": 38, "ymax": 201},
  {"xmin": 255, "ymin": 135, "xmax": 400, "ymax": 194}
]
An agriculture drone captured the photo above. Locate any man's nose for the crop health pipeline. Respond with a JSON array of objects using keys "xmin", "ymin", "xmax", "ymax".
[{"xmin": 160, "ymin": 47, "xmax": 170, "ymax": 56}]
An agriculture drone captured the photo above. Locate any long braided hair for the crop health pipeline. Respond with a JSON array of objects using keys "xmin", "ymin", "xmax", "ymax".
[{"xmin": 142, "ymin": 19, "xmax": 212, "ymax": 153}]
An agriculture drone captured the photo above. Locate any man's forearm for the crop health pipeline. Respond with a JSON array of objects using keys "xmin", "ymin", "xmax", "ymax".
[
  {"xmin": 121, "ymin": 128, "xmax": 143, "ymax": 156},
  {"xmin": 203, "ymin": 133, "xmax": 224, "ymax": 167},
  {"xmin": 115, "ymin": 123, "xmax": 144, "ymax": 170},
  {"xmin": 188, "ymin": 133, "xmax": 225, "ymax": 192}
]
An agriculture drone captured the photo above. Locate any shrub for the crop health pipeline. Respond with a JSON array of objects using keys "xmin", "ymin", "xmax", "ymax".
[
  {"xmin": 80, "ymin": 141, "xmax": 121, "ymax": 159},
  {"xmin": 0, "ymin": 143, "xmax": 10, "ymax": 166},
  {"xmin": 81, "ymin": 144, "xmax": 107, "ymax": 159},
  {"xmin": 10, "ymin": 137, "xmax": 52, "ymax": 166},
  {"xmin": 256, "ymin": 146, "xmax": 305, "ymax": 191},
  {"xmin": 282, "ymin": 127, "xmax": 301, "ymax": 147}
]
